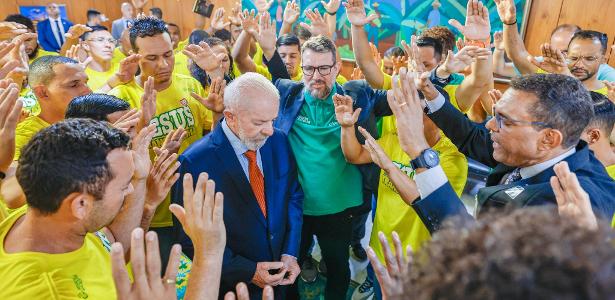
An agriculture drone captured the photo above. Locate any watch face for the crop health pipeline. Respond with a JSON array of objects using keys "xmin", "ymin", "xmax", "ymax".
[{"xmin": 424, "ymin": 149, "xmax": 440, "ymax": 166}]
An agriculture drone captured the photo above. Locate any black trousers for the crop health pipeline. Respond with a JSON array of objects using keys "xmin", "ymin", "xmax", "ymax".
[{"xmin": 288, "ymin": 209, "xmax": 354, "ymax": 300}]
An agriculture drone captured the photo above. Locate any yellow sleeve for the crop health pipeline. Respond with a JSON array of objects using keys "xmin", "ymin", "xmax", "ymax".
[
  {"xmin": 335, "ymin": 74, "xmax": 348, "ymax": 85},
  {"xmin": 382, "ymin": 73, "xmax": 392, "ymax": 90},
  {"xmin": 253, "ymin": 43, "xmax": 265, "ymax": 67},
  {"xmin": 108, "ymin": 86, "xmax": 139, "ymax": 108}
]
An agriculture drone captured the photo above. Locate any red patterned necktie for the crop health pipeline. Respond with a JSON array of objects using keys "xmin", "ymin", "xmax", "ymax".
[{"xmin": 244, "ymin": 150, "xmax": 266, "ymax": 217}]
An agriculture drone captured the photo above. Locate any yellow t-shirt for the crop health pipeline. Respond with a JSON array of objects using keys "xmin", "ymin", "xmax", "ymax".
[
  {"xmin": 252, "ymin": 43, "xmax": 265, "ymax": 67},
  {"xmin": 111, "ymin": 47, "xmax": 127, "ymax": 67},
  {"xmin": 176, "ymin": 38, "xmax": 189, "ymax": 52},
  {"xmin": 109, "ymin": 74, "xmax": 213, "ymax": 227},
  {"xmin": 174, "ymin": 52, "xmax": 192, "ymax": 77},
  {"xmin": 86, "ymin": 65, "xmax": 120, "ymax": 92},
  {"xmin": 381, "ymin": 73, "xmax": 463, "ymax": 112},
  {"xmin": 29, "ymin": 48, "xmax": 58, "ymax": 65},
  {"xmin": 14, "ymin": 116, "xmax": 51, "ymax": 161},
  {"xmin": 0, "ymin": 207, "xmax": 116, "ymax": 299},
  {"xmin": 369, "ymin": 116, "xmax": 468, "ymax": 262}
]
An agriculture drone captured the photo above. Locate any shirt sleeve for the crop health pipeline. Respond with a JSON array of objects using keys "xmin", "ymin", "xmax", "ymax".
[
  {"xmin": 413, "ymin": 165, "xmax": 449, "ymax": 199},
  {"xmin": 425, "ymin": 92, "xmax": 446, "ymax": 114}
]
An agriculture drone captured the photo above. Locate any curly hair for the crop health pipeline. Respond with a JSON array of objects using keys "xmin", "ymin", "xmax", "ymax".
[
  {"xmin": 402, "ymin": 207, "xmax": 615, "ymax": 300},
  {"xmin": 421, "ymin": 26, "xmax": 456, "ymax": 54},
  {"xmin": 129, "ymin": 16, "xmax": 169, "ymax": 52},
  {"xmin": 17, "ymin": 119, "xmax": 130, "ymax": 214}
]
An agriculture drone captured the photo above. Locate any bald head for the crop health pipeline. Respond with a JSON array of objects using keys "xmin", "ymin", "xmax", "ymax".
[
  {"xmin": 224, "ymin": 72, "xmax": 280, "ymax": 113},
  {"xmin": 121, "ymin": 2, "xmax": 134, "ymax": 19}
]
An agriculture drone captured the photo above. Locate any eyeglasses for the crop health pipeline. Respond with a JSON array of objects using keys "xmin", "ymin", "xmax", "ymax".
[
  {"xmin": 301, "ymin": 63, "xmax": 336, "ymax": 76},
  {"xmin": 566, "ymin": 55, "xmax": 601, "ymax": 65},
  {"xmin": 87, "ymin": 37, "xmax": 117, "ymax": 44},
  {"xmin": 492, "ymin": 108, "xmax": 550, "ymax": 129}
]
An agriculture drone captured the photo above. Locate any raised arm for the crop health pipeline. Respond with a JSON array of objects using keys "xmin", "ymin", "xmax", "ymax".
[
  {"xmin": 321, "ymin": 0, "xmax": 341, "ymax": 40},
  {"xmin": 300, "ymin": 9, "xmax": 332, "ymax": 39},
  {"xmin": 346, "ymin": 0, "xmax": 382, "ymax": 88},
  {"xmin": 279, "ymin": 0, "xmax": 300, "ymax": 37},
  {"xmin": 492, "ymin": 31, "xmax": 517, "ymax": 77},
  {"xmin": 231, "ymin": 10, "xmax": 259, "ymax": 74},
  {"xmin": 494, "ymin": 0, "xmax": 538, "ymax": 74},
  {"xmin": 332, "ymin": 94, "xmax": 370, "ymax": 164}
]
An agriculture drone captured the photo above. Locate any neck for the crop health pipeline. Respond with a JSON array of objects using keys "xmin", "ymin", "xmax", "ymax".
[
  {"xmin": 137, "ymin": 75, "xmax": 171, "ymax": 91},
  {"xmin": 521, "ymin": 146, "xmax": 573, "ymax": 168},
  {"xmin": 582, "ymin": 75, "xmax": 604, "ymax": 91},
  {"xmin": 37, "ymin": 109, "xmax": 62, "ymax": 125},
  {"xmin": 4, "ymin": 210, "xmax": 86, "ymax": 254},
  {"xmin": 88, "ymin": 57, "xmax": 111, "ymax": 72}
]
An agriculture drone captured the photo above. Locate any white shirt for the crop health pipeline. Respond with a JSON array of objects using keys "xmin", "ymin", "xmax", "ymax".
[{"xmin": 48, "ymin": 16, "xmax": 66, "ymax": 47}]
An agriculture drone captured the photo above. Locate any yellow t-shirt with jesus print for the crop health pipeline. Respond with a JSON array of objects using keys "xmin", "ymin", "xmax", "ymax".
[{"xmin": 109, "ymin": 73, "xmax": 213, "ymax": 227}]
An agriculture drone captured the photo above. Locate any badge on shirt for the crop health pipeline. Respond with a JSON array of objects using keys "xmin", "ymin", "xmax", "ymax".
[{"xmin": 504, "ymin": 186, "xmax": 525, "ymax": 199}]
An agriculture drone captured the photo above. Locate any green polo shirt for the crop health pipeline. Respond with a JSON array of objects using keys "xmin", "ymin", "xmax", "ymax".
[{"xmin": 288, "ymin": 86, "xmax": 363, "ymax": 216}]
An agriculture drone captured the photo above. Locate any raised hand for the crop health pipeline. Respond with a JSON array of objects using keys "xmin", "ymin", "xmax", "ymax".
[
  {"xmin": 0, "ymin": 85, "xmax": 22, "ymax": 173},
  {"xmin": 132, "ymin": 124, "xmax": 157, "ymax": 180},
  {"xmin": 333, "ymin": 94, "xmax": 361, "ymax": 127},
  {"xmin": 350, "ymin": 66, "xmax": 364, "ymax": 80},
  {"xmin": 391, "ymin": 55, "xmax": 408, "ymax": 76},
  {"xmin": 111, "ymin": 228, "xmax": 181, "ymax": 300},
  {"xmin": 153, "ymin": 128, "xmax": 187, "ymax": 156},
  {"xmin": 223, "ymin": 283, "xmax": 274, "ymax": 300},
  {"xmin": 0, "ymin": 22, "xmax": 29, "ymax": 40},
  {"xmin": 183, "ymin": 42, "xmax": 226, "ymax": 73},
  {"xmin": 116, "ymin": 54, "xmax": 142, "ymax": 84},
  {"xmin": 367, "ymin": 231, "xmax": 412, "ymax": 300},
  {"xmin": 343, "ymin": 0, "xmax": 378, "ymax": 27},
  {"xmin": 145, "ymin": 148, "xmax": 181, "ymax": 212},
  {"xmin": 488, "ymin": 88, "xmax": 503, "ymax": 107},
  {"xmin": 191, "ymin": 77, "xmax": 226, "ymax": 113},
  {"xmin": 65, "ymin": 44, "xmax": 93, "ymax": 68},
  {"xmin": 441, "ymin": 46, "xmax": 478, "ymax": 74},
  {"xmin": 139, "ymin": 76, "xmax": 157, "ymax": 130},
  {"xmin": 256, "ymin": 12, "xmax": 277, "ymax": 56},
  {"xmin": 211, "ymin": 7, "xmax": 231, "ymax": 31},
  {"xmin": 493, "ymin": 31, "xmax": 504, "ymax": 50},
  {"xmin": 387, "ymin": 69, "xmax": 430, "ymax": 158},
  {"xmin": 300, "ymin": 9, "xmax": 330, "ymax": 37},
  {"xmin": 358, "ymin": 126, "xmax": 395, "ymax": 171},
  {"xmin": 283, "ymin": 0, "xmax": 300, "ymax": 25},
  {"xmin": 401, "ymin": 37, "xmax": 425, "ymax": 73},
  {"xmin": 64, "ymin": 24, "xmax": 92, "ymax": 41},
  {"xmin": 112, "ymin": 109, "xmax": 141, "ymax": 134},
  {"xmin": 254, "ymin": 0, "xmax": 274, "ymax": 13},
  {"xmin": 529, "ymin": 43, "xmax": 571, "ymax": 75},
  {"xmin": 169, "ymin": 172, "xmax": 226, "ymax": 258},
  {"xmin": 321, "ymin": 0, "xmax": 342, "ymax": 14},
  {"xmin": 550, "ymin": 161, "xmax": 597, "ymax": 230},
  {"xmin": 240, "ymin": 9, "xmax": 259, "ymax": 38},
  {"xmin": 494, "ymin": 0, "xmax": 517, "ymax": 25},
  {"xmin": 449, "ymin": 0, "xmax": 490, "ymax": 41},
  {"xmin": 131, "ymin": 0, "xmax": 149, "ymax": 10},
  {"xmin": 229, "ymin": 3, "xmax": 243, "ymax": 26}
]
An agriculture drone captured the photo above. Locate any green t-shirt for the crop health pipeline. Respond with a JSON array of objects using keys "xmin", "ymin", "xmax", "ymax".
[{"xmin": 288, "ymin": 86, "xmax": 363, "ymax": 216}]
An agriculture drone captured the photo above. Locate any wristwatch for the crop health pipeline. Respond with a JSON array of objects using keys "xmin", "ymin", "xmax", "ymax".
[{"xmin": 410, "ymin": 148, "xmax": 440, "ymax": 170}]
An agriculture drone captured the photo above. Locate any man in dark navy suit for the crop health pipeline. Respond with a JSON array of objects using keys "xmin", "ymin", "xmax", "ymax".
[
  {"xmin": 36, "ymin": 3, "xmax": 73, "ymax": 52},
  {"xmin": 172, "ymin": 72, "xmax": 303, "ymax": 299},
  {"xmin": 382, "ymin": 71, "xmax": 615, "ymax": 233}
]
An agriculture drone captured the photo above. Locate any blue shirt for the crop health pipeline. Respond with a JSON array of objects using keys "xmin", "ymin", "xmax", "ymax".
[{"xmin": 221, "ymin": 120, "xmax": 263, "ymax": 179}]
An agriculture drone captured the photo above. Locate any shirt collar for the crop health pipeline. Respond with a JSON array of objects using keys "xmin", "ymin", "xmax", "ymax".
[
  {"xmin": 49, "ymin": 16, "xmax": 61, "ymax": 22},
  {"xmin": 520, "ymin": 147, "xmax": 576, "ymax": 179},
  {"xmin": 221, "ymin": 119, "xmax": 249, "ymax": 156}
]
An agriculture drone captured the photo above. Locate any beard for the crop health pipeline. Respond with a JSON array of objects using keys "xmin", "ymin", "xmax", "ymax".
[
  {"xmin": 571, "ymin": 67, "xmax": 596, "ymax": 81},
  {"xmin": 308, "ymin": 79, "xmax": 332, "ymax": 99},
  {"xmin": 238, "ymin": 126, "xmax": 269, "ymax": 150},
  {"xmin": 27, "ymin": 45, "xmax": 39, "ymax": 59}
]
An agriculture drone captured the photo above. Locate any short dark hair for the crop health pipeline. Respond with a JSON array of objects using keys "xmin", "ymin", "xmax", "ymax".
[
  {"xmin": 276, "ymin": 34, "xmax": 301, "ymax": 51},
  {"xmin": 166, "ymin": 22, "xmax": 180, "ymax": 31},
  {"xmin": 416, "ymin": 36, "xmax": 443, "ymax": 61},
  {"xmin": 510, "ymin": 74, "xmax": 594, "ymax": 147},
  {"xmin": 301, "ymin": 35, "xmax": 337, "ymax": 63},
  {"xmin": 65, "ymin": 94, "xmax": 130, "ymax": 121},
  {"xmin": 588, "ymin": 92, "xmax": 615, "ymax": 134},
  {"xmin": 81, "ymin": 25, "xmax": 110, "ymax": 41},
  {"xmin": 189, "ymin": 29, "xmax": 210, "ymax": 45},
  {"xmin": 150, "ymin": 7, "xmax": 163, "ymax": 19},
  {"xmin": 87, "ymin": 9, "xmax": 101, "ymax": 21},
  {"xmin": 402, "ymin": 207, "xmax": 615, "ymax": 299},
  {"xmin": 17, "ymin": 119, "xmax": 130, "ymax": 214},
  {"xmin": 568, "ymin": 30, "xmax": 608, "ymax": 54},
  {"xmin": 551, "ymin": 23, "xmax": 581, "ymax": 37},
  {"xmin": 384, "ymin": 46, "xmax": 405, "ymax": 58},
  {"xmin": 213, "ymin": 29, "xmax": 232, "ymax": 42},
  {"xmin": 292, "ymin": 25, "xmax": 312, "ymax": 42},
  {"xmin": 4, "ymin": 14, "xmax": 34, "ymax": 32},
  {"xmin": 29, "ymin": 55, "xmax": 79, "ymax": 87},
  {"xmin": 129, "ymin": 16, "xmax": 169, "ymax": 52},
  {"xmin": 421, "ymin": 26, "xmax": 456, "ymax": 54}
]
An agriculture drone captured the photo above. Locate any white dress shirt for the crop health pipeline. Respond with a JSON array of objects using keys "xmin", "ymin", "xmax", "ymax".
[{"xmin": 48, "ymin": 16, "xmax": 66, "ymax": 47}]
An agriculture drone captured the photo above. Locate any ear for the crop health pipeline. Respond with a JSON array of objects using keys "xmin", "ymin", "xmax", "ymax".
[
  {"xmin": 586, "ymin": 128, "xmax": 601, "ymax": 145},
  {"xmin": 67, "ymin": 192, "xmax": 95, "ymax": 221},
  {"xmin": 539, "ymin": 128, "xmax": 564, "ymax": 151},
  {"xmin": 223, "ymin": 110, "xmax": 236, "ymax": 127},
  {"xmin": 31, "ymin": 85, "xmax": 49, "ymax": 101}
]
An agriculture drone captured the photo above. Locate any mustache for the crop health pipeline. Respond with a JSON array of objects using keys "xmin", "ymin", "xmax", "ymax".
[
  {"xmin": 310, "ymin": 79, "xmax": 326, "ymax": 85},
  {"xmin": 571, "ymin": 67, "xmax": 588, "ymax": 73}
]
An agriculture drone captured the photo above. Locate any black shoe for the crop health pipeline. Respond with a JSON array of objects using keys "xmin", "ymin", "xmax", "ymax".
[
  {"xmin": 300, "ymin": 258, "xmax": 318, "ymax": 283},
  {"xmin": 351, "ymin": 244, "xmax": 368, "ymax": 261}
]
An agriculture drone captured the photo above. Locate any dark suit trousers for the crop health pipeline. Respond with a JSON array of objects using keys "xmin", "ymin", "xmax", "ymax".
[{"xmin": 288, "ymin": 209, "xmax": 354, "ymax": 300}]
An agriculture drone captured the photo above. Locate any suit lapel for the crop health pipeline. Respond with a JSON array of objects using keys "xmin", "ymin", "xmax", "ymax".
[
  {"xmin": 212, "ymin": 127, "xmax": 267, "ymax": 227},
  {"xmin": 486, "ymin": 164, "xmax": 515, "ymax": 186}
]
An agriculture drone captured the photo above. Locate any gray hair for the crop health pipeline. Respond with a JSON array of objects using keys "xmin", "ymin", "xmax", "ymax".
[
  {"xmin": 223, "ymin": 72, "xmax": 280, "ymax": 112},
  {"xmin": 28, "ymin": 55, "xmax": 79, "ymax": 87},
  {"xmin": 510, "ymin": 74, "xmax": 594, "ymax": 148},
  {"xmin": 301, "ymin": 35, "xmax": 337, "ymax": 63}
]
